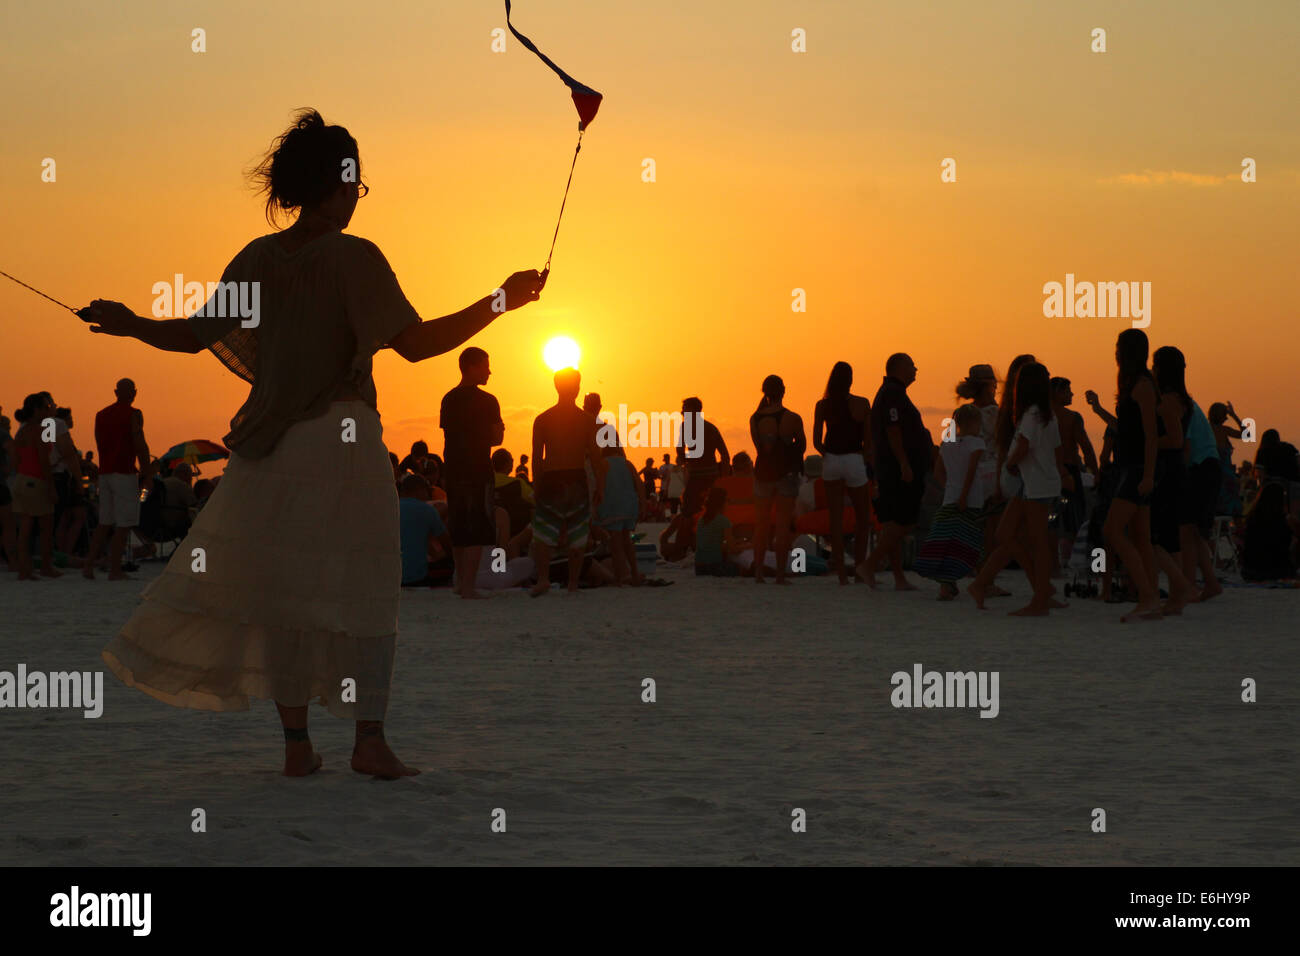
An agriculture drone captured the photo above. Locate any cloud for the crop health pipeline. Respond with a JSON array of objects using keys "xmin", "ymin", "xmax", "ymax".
[{"xmin": 1098, "ymin": 170, "xmax": 1234, "ymax": 187}]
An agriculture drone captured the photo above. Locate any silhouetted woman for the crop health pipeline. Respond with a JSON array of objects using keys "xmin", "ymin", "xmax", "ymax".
[
  {"xmin": 80, "ymin": 110, "xmax": 544, "ymax": 777},
  {"xmin": 812, "ymin": 361, "xmax": 871, "ymax": 584},
  {"xmin": 1103, "ymin": 329, "xmax": 1163, "ymax": 621},
  {"xmin": 750, "ymin": 375, "xmax": 806, "ymax": 584},
  {"xmin": 1149, "ymin": 346, "xmax": 1196, "ymax": 612}
]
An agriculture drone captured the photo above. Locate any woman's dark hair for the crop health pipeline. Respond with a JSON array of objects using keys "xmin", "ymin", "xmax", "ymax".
[
  {"xmin": 1152, "ymin": 346, "xmax": 1191, "ymax": 409},
  {"xmin": 731, "ymin": 450, "xmax": 753, "ymax": 473},
  {"xmin": 701, "ymin": 486, "xmax": 728, "ymax": 525},
  {"xmin": 823, "ymin": 361, "xmax": 852, "ymax": 402},
  {"xmin": 250, "ymin": 109, "xmax": 361, "ymax": 225},
  {"xmin": 1115, "ymin": 328, "xmax": 1150, "ymax": 404},
  {"xmin": 755, "ymin": 374, "xmax": 785, "ymax": 413},
  {"xmin": 1013, "ymin": 362, "xmax": 1054, "ymax": 428},
  {"xmin": 14, "ymin": 393, "xmax": 46, "ymax": 424},
  {"xmin": 995, "ymin": 354, "xmax": 1035, "ymax": 458}
]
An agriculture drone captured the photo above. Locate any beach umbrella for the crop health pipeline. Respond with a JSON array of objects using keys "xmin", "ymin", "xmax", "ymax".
[
  {"xmin": 504, "ymin": 0, "xmax": 603, "ymax": 280},
  {"xmin": 160, "ymin": 439, "xmax": 229, "ymax": 467}
]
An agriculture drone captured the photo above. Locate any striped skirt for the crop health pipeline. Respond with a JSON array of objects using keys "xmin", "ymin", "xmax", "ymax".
[{"xmin": 914, "ymin": 503, "xmax": 985, "ymax": 583}]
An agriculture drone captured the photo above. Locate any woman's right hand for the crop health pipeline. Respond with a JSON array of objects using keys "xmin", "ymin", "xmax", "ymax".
[
  {"xmin": 78, "ymin": 300, "xmax": 138, "ymax": 337},
  {"xmin": 1085, "ymin": 389, "xmax": 1100, "ymax": 407},
  {"xmin": 499, "ymin": 270, "xmax": 546, "ymax": 311}
]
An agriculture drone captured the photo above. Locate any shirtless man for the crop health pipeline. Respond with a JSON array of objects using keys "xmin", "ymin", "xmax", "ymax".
[
  {"xmin": 530, "ymin": 368, "xmax": 608, "ymax": 595},
  {"xmin": 1050, "ymin": 378, "xmax": 1098, "ymax": 570}
]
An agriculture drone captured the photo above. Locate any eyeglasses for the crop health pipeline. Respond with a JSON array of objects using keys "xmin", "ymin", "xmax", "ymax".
[{"xmin": 356, "ymin": 182, "xmax": 369, "ymax": 198}]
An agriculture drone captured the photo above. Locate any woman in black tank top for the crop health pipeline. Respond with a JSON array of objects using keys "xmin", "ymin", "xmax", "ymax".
[
  {"xmin": 813, "ymin": 361, "xmax": 872, "ymax": 584},
  {"xmin": 1102, "ymin": 329, "xmax": 1164, "ymax": 621},
  {"xmin": 749, "ymin": 375, "xmax": 806, "ymax": 585},
  {"xmin": 1149, "ymin": 346, "xmax": 1196, "ymax": 612}
]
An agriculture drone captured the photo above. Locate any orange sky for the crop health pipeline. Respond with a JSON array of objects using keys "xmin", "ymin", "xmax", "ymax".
[{"xmin": 3, "ymin": 0, "xmax": 1297, "ymax": 473}]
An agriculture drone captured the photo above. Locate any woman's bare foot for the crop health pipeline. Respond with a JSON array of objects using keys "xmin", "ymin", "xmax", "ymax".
[
  {"xmin": 1198, "ymin": 581, "xmax": 1223, "ymax": 601},
  {"xmin": 351, "ymin": 736, "xmax": 420, "ymax": 779},
  {"xmin": 1121, "ymin": 602, "xmax": 1164, "ymax": 622},
  {"xmin": 1009, "ymin": 603, "xmax": 1050, "ymax": 616},
  {"xmin": 966, "ymin": 581, "xmax": 987, "ymax": 609},
  {"xmin": 283, "ymin": 741, "xmax": 323, "ymax": 777},
  {"xmin": 938, "ymin": 583, "xmax": 958, "ymax": 601},
  {"xmin": 529, "ymin": 581, "xmax": 549, "ymax": 597},
  {"xmin": 986, "ymin": 584, "xmax": 1012, "ymax": 597}
]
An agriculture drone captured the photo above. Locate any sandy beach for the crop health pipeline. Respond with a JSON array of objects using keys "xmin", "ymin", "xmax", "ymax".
[{"xmin": 2, "ymin": 555, "xmax": 1296, "ymax": 867}]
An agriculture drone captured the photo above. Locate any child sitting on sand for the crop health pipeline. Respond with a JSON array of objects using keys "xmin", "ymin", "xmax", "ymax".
[{"xmin": 694, "ymin": 486, "xmax": 739, "ymax": 576}]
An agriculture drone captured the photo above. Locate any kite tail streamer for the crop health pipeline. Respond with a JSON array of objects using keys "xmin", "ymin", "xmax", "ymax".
[
  {"xmin": 503, "ymin": 1, "xmax": 603, "ymax": 277},
  {"xmin": 0, "ymin": 268, "xmax": 81, "ymax": 314},
  {"xmin": 544, "ymin": 129, "xmax": 585, "ymax": 275},
  {"xmin": 504, "ymin": 0, "xmax": 603, "ymax": 130}
]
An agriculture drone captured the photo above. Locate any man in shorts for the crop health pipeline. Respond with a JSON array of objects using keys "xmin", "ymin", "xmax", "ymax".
[
  {"xmin": 440, "ymin": 347, "xmax": 504, "ymax": 599},
  {"xmin": 860, "ymin": 353, "xmax": 934, "ymax": 589},
  {"xmin": 84, "ymin": 378, "xmax": 151, "ymax": 580},
  {"xmin": 530, "ymin": 368, "xmax": 607, "ymax": 595}
]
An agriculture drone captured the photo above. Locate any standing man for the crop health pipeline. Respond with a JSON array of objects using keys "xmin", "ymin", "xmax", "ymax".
[
  {"xmin": 676, "ymin": 396, "xmax": 730, "ymax": 518},
  {"xmin": 84, "ymin": 378, "xmax": 151, "ymax": 580},
  {"xmin": 530, "ymin": 368, "xmax": 607, "ymax": 595},
  {"xmin": 859, "ymin": 354, "xmax": 934, "ymax": 589},
  {"xmin": 440, "ymin": 347, "xmax": 504, "ymax": 599}
]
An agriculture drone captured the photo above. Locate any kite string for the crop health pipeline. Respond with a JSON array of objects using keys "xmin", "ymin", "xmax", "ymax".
[
  {"xmin": 544, "ymin": 128, "xmax": 585, "ymax": 274},
  {"xmin": 0, "ymin": 268, "xmax": 81, "ymax": 314}
]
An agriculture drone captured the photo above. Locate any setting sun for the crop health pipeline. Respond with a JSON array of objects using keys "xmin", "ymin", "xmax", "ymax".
[{"xmin": 542, "ymin": 336, "xmax": 581, "ymax": 372}]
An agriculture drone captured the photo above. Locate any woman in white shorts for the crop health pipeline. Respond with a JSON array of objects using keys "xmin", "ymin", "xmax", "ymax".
[{"xmin": 813, "ymin": 362, "xmax": 873, "ymax": 585}]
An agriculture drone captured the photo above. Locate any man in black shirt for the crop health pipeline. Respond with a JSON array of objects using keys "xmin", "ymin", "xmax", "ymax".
[
  {"xmin": 440, "ymin": 347, "xmax": 504, "ymax": 598},
  {"xmin": 676, "ymin": 396, "xmax": 731, "ymax": 518},
  {"xmin": 859, "ymin": 352, "xmax": 934, "ymax": 589}
]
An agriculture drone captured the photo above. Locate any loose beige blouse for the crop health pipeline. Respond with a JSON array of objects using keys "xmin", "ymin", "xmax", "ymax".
[{"xmin": 188, "ymin": 233, "xmax": 420, "ymax": 459}]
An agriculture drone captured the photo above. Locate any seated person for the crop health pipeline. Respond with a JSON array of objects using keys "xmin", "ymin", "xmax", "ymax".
[
  {"xmin": 695, "ymin": 487, "xmax": 739, "ymax": 576},
  {"xmin": 160, "ymin": 461, "xmax": 198, "ymax": 536},
  {"xmin": 492, "ymin": 447, "xmax": 535, "ymax": 537},
  {"xmin": 399, "ymin": 473, "xmax": 454, "ymax": 587},
  {"xmin": 1243, "ymin": 482, "xmax": 1299, "ymax": 581}
]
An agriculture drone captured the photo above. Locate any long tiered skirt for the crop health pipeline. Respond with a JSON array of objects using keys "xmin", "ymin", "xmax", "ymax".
[{"xmin": 102, "ymin": 401, "xmax": 400, "ymax": 720}]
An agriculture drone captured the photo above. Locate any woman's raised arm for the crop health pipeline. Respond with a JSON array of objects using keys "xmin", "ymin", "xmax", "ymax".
[{"xmin": 388, "ymin": 270, "xmax": 544, "ymax": 363}]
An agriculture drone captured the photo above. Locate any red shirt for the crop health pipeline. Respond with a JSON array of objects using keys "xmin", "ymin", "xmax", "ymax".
[{"xmin": 95, "ymin": 402, "xmax": 137, "ymax": 475}]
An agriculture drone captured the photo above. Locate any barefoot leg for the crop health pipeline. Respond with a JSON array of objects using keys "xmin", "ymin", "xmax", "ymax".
[
  {"xmin": 352, "ymin": 721, "xmax": 420, "ymax": 778},
  {"xmin": 276, "ymin": 702, "xmax": 322, "ymax": 776}
]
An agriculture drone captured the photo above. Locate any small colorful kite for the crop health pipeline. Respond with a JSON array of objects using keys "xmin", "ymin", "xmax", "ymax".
[{"xmin": 504, "ymin": 0, "xmax": 603, "ymax": 281}]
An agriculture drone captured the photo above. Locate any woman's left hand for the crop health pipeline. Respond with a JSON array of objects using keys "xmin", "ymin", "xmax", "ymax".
[{"xmin": 77, "ymin": 300, "xmax": 137, "ymax": 336}]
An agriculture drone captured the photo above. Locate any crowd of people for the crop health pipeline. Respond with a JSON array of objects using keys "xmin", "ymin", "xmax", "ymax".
[
  {"xmin": 7, "ymin": 334, "xmax": 1298, "ymax": 619},
  {"xmin": 1, "ymin": 380, "xmax": 218, "ymax": 580},
  {"xmin": 363, "ymin": 334, "xmax": 1296, "ymax": 619}
]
